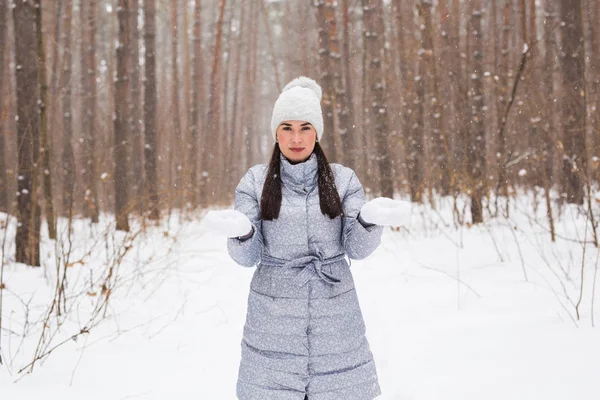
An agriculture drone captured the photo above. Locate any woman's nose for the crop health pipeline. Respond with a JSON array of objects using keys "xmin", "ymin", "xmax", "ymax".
[{"xmin": 291, "ymin": 130, "xmax": 302, "ymax": 142}]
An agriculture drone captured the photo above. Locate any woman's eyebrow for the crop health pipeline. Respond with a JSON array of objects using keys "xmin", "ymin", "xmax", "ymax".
[
  {"xmin": 281, "ymin": 123, "xmax": 292, "ymax": 126},
  {"xmin": 300, "ymin": 123, "xmax": 311, "ymax": 126}
]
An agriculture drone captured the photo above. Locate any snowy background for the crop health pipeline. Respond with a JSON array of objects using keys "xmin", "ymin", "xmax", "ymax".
[{"xmin": 1, "ymin": 194, "xmax": 599, "ymax": 399}]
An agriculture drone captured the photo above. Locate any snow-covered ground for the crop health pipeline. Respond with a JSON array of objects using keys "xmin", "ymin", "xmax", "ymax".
[{"xmin": 1, "ymin": 194, "xmax": 599, "ymax": 399}]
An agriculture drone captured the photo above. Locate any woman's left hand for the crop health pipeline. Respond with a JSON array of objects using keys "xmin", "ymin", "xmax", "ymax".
[
  {"xmin": 203, "ymin": 209, "xmax": 253, "ymax": 238},
  {"xmin": 359, "ymin": 197, "xmax": 412, "ymax": 227}
]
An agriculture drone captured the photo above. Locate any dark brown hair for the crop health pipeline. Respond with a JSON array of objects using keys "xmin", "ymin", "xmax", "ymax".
[{"xmin": 260, "ymin": 143, "xmax": 344, "ymax": 220}]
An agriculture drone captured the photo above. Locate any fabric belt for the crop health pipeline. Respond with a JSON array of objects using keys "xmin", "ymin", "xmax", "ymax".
[{"xmin": 260, "ymin": 252, "xmax": 347, "ymax": 287}]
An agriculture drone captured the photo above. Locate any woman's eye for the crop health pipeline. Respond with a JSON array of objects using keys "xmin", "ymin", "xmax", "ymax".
[{"xmin": 301, "ymin": 127, "xmax": 310, "ymax": 131}]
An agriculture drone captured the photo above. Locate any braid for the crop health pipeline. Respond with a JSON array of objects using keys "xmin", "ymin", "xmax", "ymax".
[
  {"xmin": 314, "ymin": 143, "xmax": 344, "ymax": 219},
  {"xmin": 260, "ymin": 144, "xmax": 283, "ymax": 220},
  {"xmin": 260, "ymin": 142, "xmax": 343, "ymax": 220}
]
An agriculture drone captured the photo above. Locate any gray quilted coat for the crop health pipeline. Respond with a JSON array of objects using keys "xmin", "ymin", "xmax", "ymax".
[{"xmin": 227, "ymin": 152, "xmax": 383, "ymax": 400}]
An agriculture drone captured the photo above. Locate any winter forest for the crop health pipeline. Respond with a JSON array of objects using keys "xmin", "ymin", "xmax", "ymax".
[{"xmin": 1, "ymin": 0, "xmax": 600, "ymax": 399}]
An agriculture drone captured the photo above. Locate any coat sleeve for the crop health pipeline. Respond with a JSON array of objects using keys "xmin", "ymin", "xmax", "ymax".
[
  {"xmin": 341, "ymin": 170, "xmax": 383, "ymax": 260},
  {"xmin": 227, "ymin": 168, "xmax": 264, "ymax": 267}
]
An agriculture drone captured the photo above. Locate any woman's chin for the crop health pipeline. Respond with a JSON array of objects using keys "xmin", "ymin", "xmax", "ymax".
[{"xmin": 285, "ymin": 152, "xmax": 309, "ymax": 162}]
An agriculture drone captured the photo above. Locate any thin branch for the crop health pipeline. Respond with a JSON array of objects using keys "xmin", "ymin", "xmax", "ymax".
[
  {"xmin": 592, "ymin": 248, "xmax": 599, "ymax": 327},
  {"xmin": 502, "ymin": 215, "xmax": 528, "ymax": 282},
  {"xmin": 416, "ymin": 261, "xmax": 482, "ymax": 299},
  {"xmin": 575, "ymin": 210, "xmax": 589, "ymax": 320},
  {"xmin": 498, "ymin": 44, "xmax": 530, "ymax": 169}
]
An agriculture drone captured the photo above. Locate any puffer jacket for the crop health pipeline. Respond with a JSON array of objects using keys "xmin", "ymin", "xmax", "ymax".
[{"xmin": 228, "ymin": 152, "xmax": 383, "ymax": 400}]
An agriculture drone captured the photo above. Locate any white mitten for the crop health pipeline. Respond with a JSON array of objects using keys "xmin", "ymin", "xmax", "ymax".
[
  {"xmin": 203, "ymin": 210, "xmax": 253, "ymax": 238},
  {"xmin": 359, "ymin": 197, "xmax": 412, "ymax": 227}
]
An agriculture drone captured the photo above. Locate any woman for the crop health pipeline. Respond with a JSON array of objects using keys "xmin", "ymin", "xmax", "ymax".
[{"xmin": 205, "ymin": 77, "xmax": 410, "ymax": 399}]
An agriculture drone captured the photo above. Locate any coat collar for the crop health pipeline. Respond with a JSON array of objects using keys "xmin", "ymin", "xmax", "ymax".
[{"xmin": 280, "ymin": 152, "xmax": 318, "ymax": 190}]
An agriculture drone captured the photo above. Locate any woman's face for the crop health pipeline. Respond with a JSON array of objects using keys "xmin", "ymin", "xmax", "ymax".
[{"xmin": 276, "ymin": 120, "xmax": 317, "ymax": 163}]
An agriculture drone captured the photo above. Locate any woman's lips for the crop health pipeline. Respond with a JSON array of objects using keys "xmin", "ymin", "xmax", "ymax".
[{"xmin": 290, "ymin": 148, "xmax": 304, "ymax": 153}]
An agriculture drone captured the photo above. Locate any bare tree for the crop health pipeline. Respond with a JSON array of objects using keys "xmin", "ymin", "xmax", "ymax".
[
  {"xmin": 449, "ymin": 0, "xmax": 470, "ymax": 201},
  {"xmin": 538, "ymin": 0, "xmax": 557, "ymax": 241},
  {"xmin": 363, "ymin": 0, "xmax": 393, "ymax": 198},
  {"xmin": 560, "ymin": 0, "xmax": 587, "ymax": 204},
  {"xmin": 129, "ymin": 0, "xmax": 144, "ymax": 212},
  {"xmin": 79, "ymin": 0, "xmax": 100, "ymax": 223},
  {"xmin": 240, "ymin": 1, "xmax": 258, "ymax": 172},
  {"xmin": 170, "ymin": 0, "xmax": 183, "ymax": 211},
  {"xmin": 494, "ymin": 0, "xmax": 512, "ymax": 202},
  {"xmin": 408, "ymin": 0, "xmax": 427, "ymax": 203},
  {"xmin": 229, "ymin": 0, "xmax": 248, "ymax": 193},
  {"xmin": 222, "ymin": 0, "xmax": 237, "ymax": 204},
  {"xmin": 0, "ymin": 0, "xmax": 8, "ymax": 212},
  {"xmin": 467, "ymin": 0, "xmax": 487, "ymax": 224},
  {"xmin": 61, "ymin": 0, "xmax": 75, "ymax": 219},
  {"xmin": 586, "ymin": 0, "xmax": 600, "ymax": 176},
  {"xmin": 144, "ymin": 0, "xmax": 160, "ymax": 221},
  {"xmin": 418, "ymin": 0, "xmax": 452, "ymax": 196},
  {"xmin": 202, "ymin": 0, "xmax": 226, "ymax": 205},
  {"xmin": 340, "ymin": 0, "xmax": 358, "ymax": 169},
  {"xmin": 182, "ymin": 0, "xmax": 192, "ymax": 197},
  {"xmin": 42, "ymin": 0, "xmax": 65, "ymax": 239},
  {"xmin": 316, "ymin": 0, "xmax": 340, "ymax": 162},
  {"xmin": 35, "ymin": 0, "xmax": 57, "ymax": 240},
  {"xmin": 188, "ymin": 0, "xmax": 204, "ymax": 206},
  {"xmin": 114, "ymin": 0, "xmax": 131, "ymax": 231},
  {"xmin": 13, "ymin": 0, "xmax": 41, "ymax": 266},
  {"xmin": 392, "ymin": 0, "xmax": 418, "ymax": 200}
]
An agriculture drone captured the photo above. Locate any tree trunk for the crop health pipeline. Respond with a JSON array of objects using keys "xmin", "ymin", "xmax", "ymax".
[
  {"xmin": 539, "ymin": 0, "xmax": 557, "ymax": 241},
  {"xmin": 202, "ymin": 0, "xmax": 226, "ymax": 205},
  {"xmin": 468, "ymin": 0, "xmax": 486, "ymax": 224},
  {"xmin": 13, "ymin": 0, "xmax": 41, "ymax": 266},
  {"xmin": 449, "ymin": 0, "xmax": 469, "ymax": 197},
  {"xmin": 341, "ymin": 0, "xmax": 357, "ymax": 170},
  {"xmin": 407, "ymin": 1, "xmax": 426, "ymax": 203},
  {"xmin": 495, "ymin": 0, "xmax": 512, "ymax": 200},
  {"xmin": 541, "ymin": 0, "xmax": 557, "ymax": 186},
  {"xmin": 35, "ymin": 0, "xmax": 57, "ymax": 240},
  {"xmin": 560, "ymin": 0, "xmax": 587, "ymax": 204},
  {"xmin": 587, "ymin": 0, "xmax": 600, "ymax": 177},
  {"xmin": 438, "ymin": 0, "xmax": 456, "ymax": 190},
  {"xmin": 326, "ymin": 0, "xmax": 346, "ymax": 166},
  {"xmin": 61, "ymin": 0, "xmax": 75, "ymax": 219},
  {"xmin": 222, "ymin": 0, "xmax": 239, "ymax": 203},
  {"xmin": 0, "ymin": 0, "xmax": 8, "ymax": 212},
  {"xmin": 393, "ymin": 0, "xmax": 415, "ymax": 198},
  {"xmin": 189, "ymin": 0, "xmax": 204, "ymax": 206},
  {"xmin": 260, "ymin": 0, "xmax": 281, "ymax": 92},
  {"xmin": 114, "ymin": 0, "xmax": 130, "ymax": 231},
  {"xmin": 241, "ymin": 1, "xmax": 258, "ymax": 172},
  {"xmin": 129, "ymin": 0, "xmax": 143, "ymax": 213},
  {"xmin": 182, "ymin": 0, "xmax": 191, "ymax": 206},
  {"xmin": 79, "ymin": 0, "xmax": 99, "ymax": 223},
  {"xmin": 144, "ymin": 0, "xmax": 160, "ymax": 220},
  {"xmin": 316, "ymin": 0, "xmax": 338, "ymax": 162},
  {"xmin": 170, "ymin": 0, "xmax": 183, "ymax": 211},
  {"xmin": 229, "ymin": 0, "xmax": 246, "ymax": 196},
  {"xmin": 523, "ymin": 0, "xmax": 545, "ymax": 190},
  {"xmin": 363, "ymin": 0, "xmax": 393, "ymax": 198},
  {"xmin": 419, "ymin": 0, "xmax": 452, "ymax": 196}
]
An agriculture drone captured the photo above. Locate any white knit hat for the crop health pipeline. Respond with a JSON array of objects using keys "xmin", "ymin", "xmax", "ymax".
[{"xmin": 270, "ymin": 76, "xmax": 324, "ymax": 142}]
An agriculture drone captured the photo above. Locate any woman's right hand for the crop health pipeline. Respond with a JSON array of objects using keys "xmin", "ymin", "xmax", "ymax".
[
  {"xmin": 203, "ymin": 209, "xmax": 253, "ymax": 238},
  {"xmin": 359, "ymin": 197, "xmax": 412, "ymax": 227}
]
